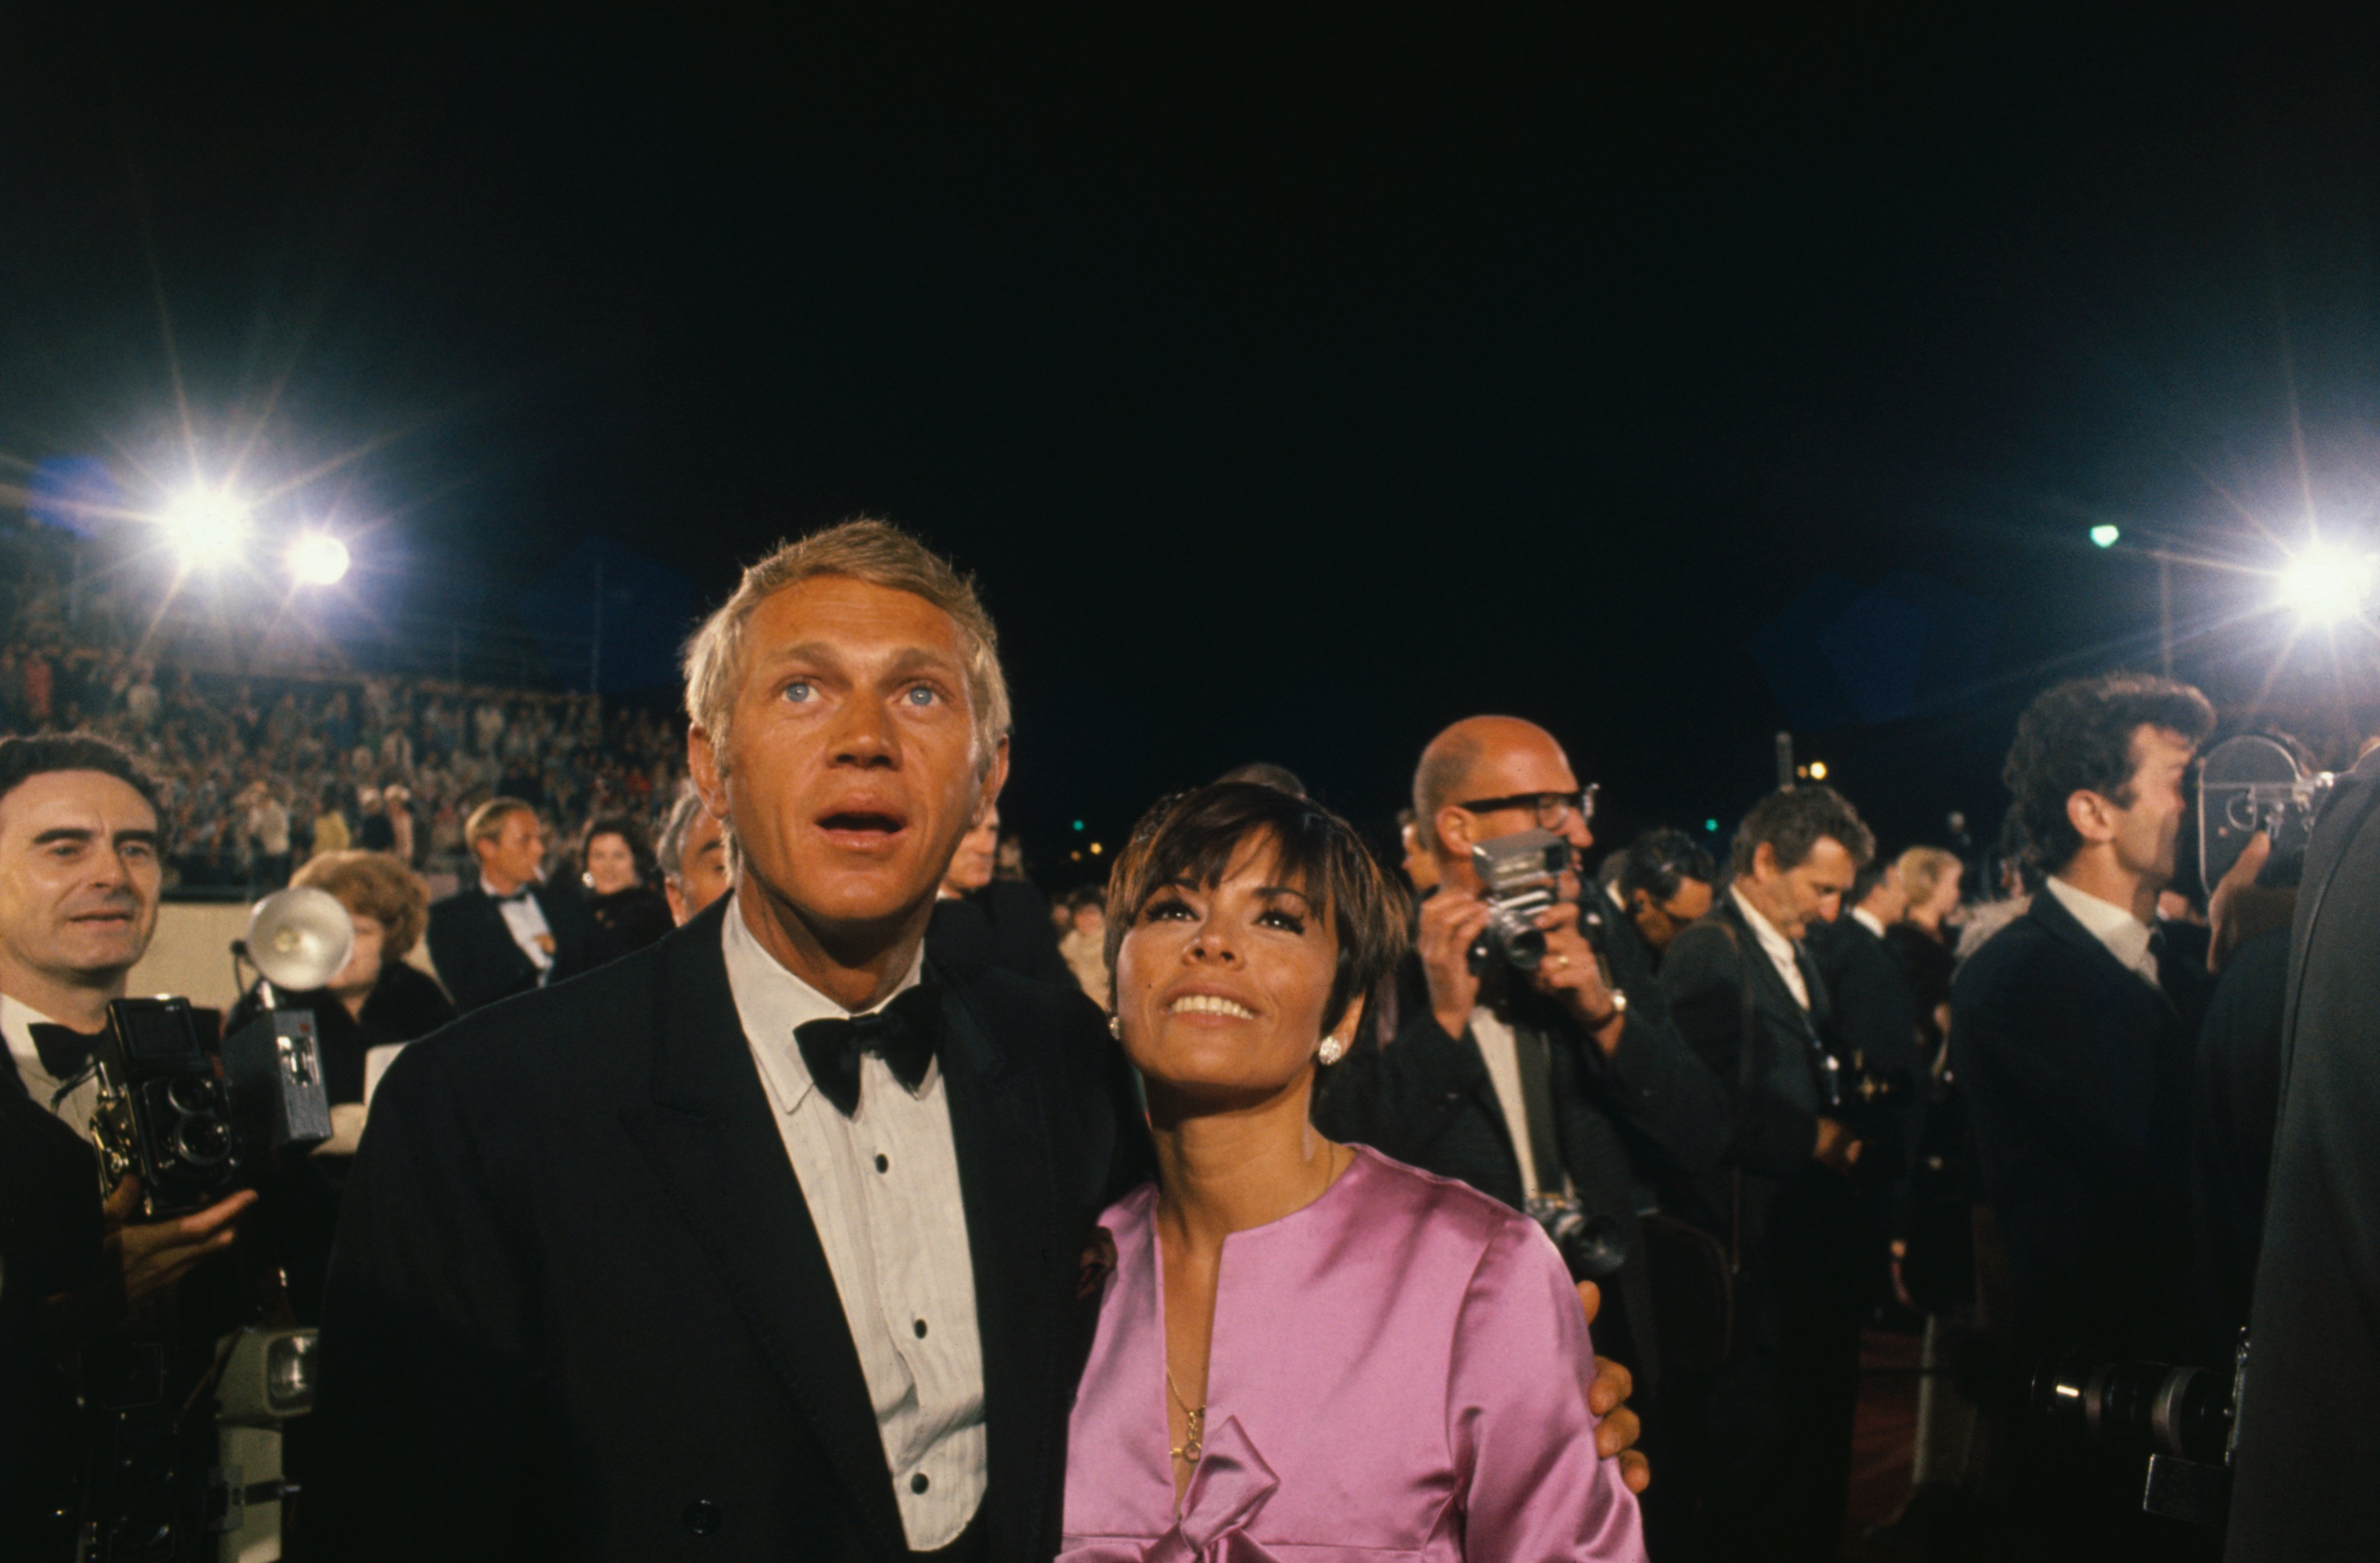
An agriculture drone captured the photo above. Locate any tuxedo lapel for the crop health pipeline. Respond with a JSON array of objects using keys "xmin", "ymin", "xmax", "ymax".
[
  {"xmin": 617, "ymin": 906, "xmax": 907, "ymax": 1562},
  {"xmin": 938, "ymin": 969, "xmax": 1062, "ymax": 1563}
]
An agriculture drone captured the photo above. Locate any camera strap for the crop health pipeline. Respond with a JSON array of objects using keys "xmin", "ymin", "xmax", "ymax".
[{"xmin": 1510, "ymin": 1017, "xmax": 1569, "ymax": 1201}]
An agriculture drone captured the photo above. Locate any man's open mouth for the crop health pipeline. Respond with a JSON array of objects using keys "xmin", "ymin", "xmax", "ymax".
[{"xmin": 816, "ymin": 811, "xmax": 908, "ymax": 848}]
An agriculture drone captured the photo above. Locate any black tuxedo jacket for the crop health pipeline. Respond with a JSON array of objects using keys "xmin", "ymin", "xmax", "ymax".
[
  {"xmin": 1310, "ymin": 913, "xmax": 1728, "ymax": 1396},
  {"xmin": 308, "ymin": 898, "xmax": 1153, "ymax": 1562},
  {"xmin": 926, "ymin": 881, "xmax": 1072, "ymax": 991},
  {"xmin": 2229, "ymin": 746, "xmax": 2380, "ymax": 1561},
  {"xmin": 1806, "ymin": 913, "xmax": 1922, "ymax": 1175},
  {"xmin": 1949, "ymin": 884, "xmax": 2209, "ymax": 1362},
  {"xmin": 426, "ymin": 880, "xmax": 597, "ymax": 1016}
]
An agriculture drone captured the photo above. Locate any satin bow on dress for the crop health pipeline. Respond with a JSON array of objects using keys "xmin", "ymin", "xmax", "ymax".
[{"xmin": 1058, "ymin": 1147, "xmax": 1648, "ymax": 1563}]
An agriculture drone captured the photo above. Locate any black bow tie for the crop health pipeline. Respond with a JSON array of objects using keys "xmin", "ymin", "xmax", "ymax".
[
  {"xmin": 794, "ymin": 983, "xmax": 943, "ymax": 1118},
  {"xmin": 27, "ymin": 1022, "xmax": 101, "ymax": 1081},
  {"xmin": 493, "ymin": 887, "xmax": 534, "ymax": 905}
]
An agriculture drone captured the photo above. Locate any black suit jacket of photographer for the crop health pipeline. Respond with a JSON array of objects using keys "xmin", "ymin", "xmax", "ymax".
[
  {"xmin": 1947, "ymin": 883, "xmax": 2209, "ymax": 1364},
  {"xmin": 1657, "ymin": 896, "xmax": 1870, "ymax": 1338},
  {"xmin": 1805, "ymin": 912, "xmax": 1922, "ymax": 1180},
  {"xmin": 1310, "ymin": 897, "xmax": 1729, "ymax": 1399},
  {"xmin": 308, "ymin": 896, "xmax": 1153, "ymax": 1563},
  {"xmin": 2228, "ymin": 744, "xmax": 2380, "ymax": 1562},
  {"xmin": 425, "ymin": 878, "xmax": 598, "ymax": 1016}
]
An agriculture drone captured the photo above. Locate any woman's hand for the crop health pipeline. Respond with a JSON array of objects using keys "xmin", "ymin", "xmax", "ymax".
[{"xmin": 1577, "ymin": 1279, "xmax": 1651, "ymax": 1493}]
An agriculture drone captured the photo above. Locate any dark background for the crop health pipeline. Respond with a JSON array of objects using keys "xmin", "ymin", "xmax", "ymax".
[{"xmin": 3, "ymin": 8, "xmax": 2376, "ymax": 887}]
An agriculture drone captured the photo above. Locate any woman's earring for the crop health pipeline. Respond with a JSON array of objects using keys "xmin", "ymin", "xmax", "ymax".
[
  {"xmin": 1108, "ymin": 1014, "xmax": 1123, "ymax": 1040},
  {"xmin": 1318, "ymin": 1036, "xmax": 1345, "ymax": 1066}
]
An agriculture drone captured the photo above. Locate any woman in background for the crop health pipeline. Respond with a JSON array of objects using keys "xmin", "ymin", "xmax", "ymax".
[{"xmin": 580, "ymin": 814, "xmax": 674, "ymax": 961}]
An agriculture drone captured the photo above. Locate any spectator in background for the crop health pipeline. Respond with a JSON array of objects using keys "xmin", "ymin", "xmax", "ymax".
[
  {"xmin": 1396, "ymin": 805, "xmax": 1440, "ymax": 894},
  {"xmin": 579, "ymin": 815, "xmax": 673, "ymax": 962},
  {"xmin": 310, "ymin": 782, "xmax": 352, "ymax": 858},
  {"xmin": 240, "ymin": 779, "xmax": 293, "ymax": 889},
  {"xmin": 381, "ymin": 783, "xmax": 417, "ymax": 865},
  {"xmin": 1887, "ymin": 846, "xmax": 1963, "ymax": 1056},
  {"xmin": 355, "ymin": 785, "xmax": 395, "ymax": 852},
  {"xmin": 426, "ymin": 797, "xmax": 594, "ymax": 1014},
  {"xmin": 994, "ymin": 825, "xmax": 1027, "ymax": 881},
  {"xmin": 1057, "ymin": 884, "xmax": 1109, "ymax": 1008},
  {"xmin": 655, "ymin": 785, "xmax": 730, "ymax": 924},
  {"xmin": 926, "ymin": 802, "xmax": 1072, "ymax": 986},
  {"xmin": 1609, "ymin": 825, "xmax": 1717, "ymax": 970}
]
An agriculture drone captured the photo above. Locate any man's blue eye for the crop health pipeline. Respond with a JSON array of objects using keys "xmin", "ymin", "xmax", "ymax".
[
  {"xmin": 905, "ymin": 687, "xmax": 936, "ymax": 706},
  {"xmin": 782, "ymin": 681, "xmax": 812, "ymax": 702}
]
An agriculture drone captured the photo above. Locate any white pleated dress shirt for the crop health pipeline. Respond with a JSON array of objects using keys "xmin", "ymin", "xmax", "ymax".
[
  {"xmin": 1731, "ymin": 885, "xmax": 1812, "ymax": 1010},
  {"xmin": 483, "ymin": 876, "xmax": 556, "ymax": 982},
  {"xmin": 721, "ymin": 906, "xmax": 986, "ymax": 1549}
]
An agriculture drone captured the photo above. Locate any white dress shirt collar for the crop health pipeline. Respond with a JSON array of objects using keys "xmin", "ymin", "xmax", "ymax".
[
  {"xmin": 1850, "ymin": 906, "xmax": 1887, "ymax": 939},
  {"xmin": 2044, "ymin": 875, "xmax": 2161, "ymax": 989},
  {"xmin": 722, "ymin": 899, "xmax": 928, "ymax": 1115},
  {"xmin": 2, "ymin": 991, "xmax": 97, "ymax": 1134},
  {"xmin": 1731, "ymin": 884, "xmax": 1812, "ymax": 1011}
]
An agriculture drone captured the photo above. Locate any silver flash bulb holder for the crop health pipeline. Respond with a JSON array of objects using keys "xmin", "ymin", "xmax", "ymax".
[{"xmin": 243, "ymin": 887, "xmax": 355, "ymax": 993}]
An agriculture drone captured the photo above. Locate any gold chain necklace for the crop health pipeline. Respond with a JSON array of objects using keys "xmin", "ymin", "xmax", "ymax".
[{"xmin": 1164, "ymin": 1366, "xmax": 1205, "ymax": 1465}]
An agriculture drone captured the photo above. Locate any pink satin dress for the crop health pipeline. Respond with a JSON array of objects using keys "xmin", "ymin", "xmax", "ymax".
[{"xmin": 1059, "ymin": 1146, "xmax": 1649, "ymax": 1563}]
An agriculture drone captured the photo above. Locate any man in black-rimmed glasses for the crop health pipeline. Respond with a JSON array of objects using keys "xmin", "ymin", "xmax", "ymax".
[{"xmin": 1314, "ymin": 716, "xmax": 1728, "ymax": 1450}]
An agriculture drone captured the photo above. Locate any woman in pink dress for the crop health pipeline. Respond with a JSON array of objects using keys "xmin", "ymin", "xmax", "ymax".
[{"xmin": 1062, "ymin": 782, "xmax": 1649, "ymax": 1563}]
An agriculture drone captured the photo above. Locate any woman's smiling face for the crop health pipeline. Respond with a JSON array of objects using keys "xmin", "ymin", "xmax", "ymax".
[{"xmin": 1113, "ymin": 830, "xmax": 1340, "ymax": 1107}]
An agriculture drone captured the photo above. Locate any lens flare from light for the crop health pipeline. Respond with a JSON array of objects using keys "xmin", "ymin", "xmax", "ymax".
[
  {"xmin": 161, "ymin": 490, "xmax": 251, "ymax": 567},
  {"xmin": 2089, "ymin": 524, "xmax": 2120, "ymax": 548},
  {"xmin": 288, "ymin": 534, "xmax": 351, "ymax": 586},
  {"xmin": 2277, "ymin": 542, "xmax": 2378, "ymax": 623}
]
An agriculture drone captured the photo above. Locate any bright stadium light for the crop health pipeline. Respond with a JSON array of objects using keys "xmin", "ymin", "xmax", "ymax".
[
  {"xmin": 2276, "ymin": 541, "xmax": 2379, "ymax": 623},
  {"xmin": 161, "ymin": 489, "xmax": 252, "ymax": 567},
  {"xmin": 2089, "ymin": 524, "xmax": 2121, "ymax": 548},
  {"xmin": 288, "ymin": 533, "xmax": 351, "ymax": 586}
]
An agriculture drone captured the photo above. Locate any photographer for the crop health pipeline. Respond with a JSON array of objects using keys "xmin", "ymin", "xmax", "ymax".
[
  {"xmin": 1608, "ymin": 826, "xmax": 1718, "ymax": 971},
  {"xmin": 1950, "ymin": 672, "xmax": 2216, "ymax": 1559},
  {"xmin": 0, "ymin": 735, "xmax": 257, "ymax": 1559},
  {"xmin": 1313, "ymin": 716, "xmax": 1730, "ymax": 1411},
  {"xmin": 1655, "ymin": 782, "xmax": 1876, "ymax": 1563}
]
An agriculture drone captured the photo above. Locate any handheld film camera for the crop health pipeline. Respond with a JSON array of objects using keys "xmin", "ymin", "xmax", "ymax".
[
  {"xmin": 1467, "ymin": 828, "xmax": 1572, "ymax": 974},
  {"xmin": 2198, "ymin": 734, "xmax": 2338, "ymax": 899},
  {"xmin": 88, "ymin": 888, "xmax": 349, "ymax": 1218}
]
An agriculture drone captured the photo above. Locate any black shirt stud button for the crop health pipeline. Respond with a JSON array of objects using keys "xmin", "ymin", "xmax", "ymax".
[
  {"xmin": 875, "ymin": 1153, "xmax": 890, "ymax": 1173},
  {"xmin": 684, "ymin": 1498, "xmax": 720, "ymax": 1535},
  {"xmin": 911, "ymin": 1472, "xmax": 930, "ymax": 1494},
  {"xmin": 914, "ymin": 1317, "xmax": 928, "ymax": 1338}
]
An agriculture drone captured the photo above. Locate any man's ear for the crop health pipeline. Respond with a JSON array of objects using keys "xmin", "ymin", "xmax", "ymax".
[
  {"xmin": 688, "ymin": 726, "xmax": 729, "ymax": 820},
  {"xmin": 1434, "ymin": 805, "xmax": 1473, "ymax": 862},
  {"xmin": 976, "ymin": 735, "xmax": 1011, "ymax": 822},
  {"xmin": 1751, "ymin": 840, "xmax": 1779, "ymax": 883},
  {"xmin": 2067, "ymin": 788, "xmax": 2119, "ymax": 847}
]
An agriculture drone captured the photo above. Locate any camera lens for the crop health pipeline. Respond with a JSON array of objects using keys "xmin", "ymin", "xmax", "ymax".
[
  {"xmin": 167, "ymin": 1076, "xmax": 216, "ymax": 1115},
  {"xmin": 172, "ymin": 1112, "xmax": 233, "ymax": 1167},
  {"xmin": 1504, "ymin": 924, "xmax": 1548, "ymax": 970}
]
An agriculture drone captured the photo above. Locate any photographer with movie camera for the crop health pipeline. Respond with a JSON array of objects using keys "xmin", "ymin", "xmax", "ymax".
[
  {"xmin": 1653, "ymin": 782, "xmax": 1878, "ymax": 1563},
  {"xmin": 1950, "ymin": 672, "xmax": 2218, "ymax": 1560},
  {"xmin": 1312, "ymin": 717, "xmax": 1730, "ymax": 1453}
]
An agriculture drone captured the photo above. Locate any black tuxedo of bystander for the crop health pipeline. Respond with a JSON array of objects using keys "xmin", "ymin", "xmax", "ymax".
[{"xmin": 424, "ymin": 879, "xmax": 595, "ymax": 1015}]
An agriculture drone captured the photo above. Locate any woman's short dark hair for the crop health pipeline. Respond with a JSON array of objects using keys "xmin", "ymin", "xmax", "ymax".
[
  {"xmin": 1104, "ymin": 782, "xmax": 1409, "ymax": 1037},
  {"xmin": 1728, "ymin": 784, "xmax": 1876, "ymax": 879},
  {"xmin": 581, "ymin": 815, "xmax": 654, "ymax": 882},
  {"xmin": 2003, "ymin": 673, "xmax": 2217, "ymax": 872},
  {"xmin": 1617, "ymin": 828, "xmax": 1717, "ymax": 905},
  {"xmin": 0, "ymin": 734, "xmax": 166, "ymax": 842}
]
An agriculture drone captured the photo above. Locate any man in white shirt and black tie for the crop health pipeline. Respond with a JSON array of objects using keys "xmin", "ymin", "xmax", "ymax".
[{"xmin": 424, "ymin": 798, "xmax": 595, "ymax": 1013}]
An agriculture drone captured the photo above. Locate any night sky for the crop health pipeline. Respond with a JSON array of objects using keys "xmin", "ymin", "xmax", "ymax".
[{"xmin": 4, "ymin": 10, "xmax": 2377, "ymax": 883}]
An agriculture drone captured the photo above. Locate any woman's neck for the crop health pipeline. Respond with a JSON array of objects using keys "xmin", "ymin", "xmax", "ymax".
[{"xmin": 1148, "ymin": 1080, "xmax": 1344, "ymax": 1252}]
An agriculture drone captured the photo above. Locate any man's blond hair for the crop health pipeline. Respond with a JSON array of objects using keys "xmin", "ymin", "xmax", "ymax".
[
  {"xmin": 465, "ymin": 797, "xmax": 536, "ymax": 849},
  {"xmin": 682, "ymin": 518, "xmax": 1011, "ymax": 769}
]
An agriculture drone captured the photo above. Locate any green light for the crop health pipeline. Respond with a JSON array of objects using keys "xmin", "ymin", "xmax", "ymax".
[
  {"xmin": 1704, "ymin": 818, "xmax": 1719, "ymax": 832},
  {"xmin": 2089, "ymin": 524, "xmax": 2120, "ymax": 548},
  {"xmin": 1072, "ymin": 820, "xmax": 1085, "ymax": 832}
]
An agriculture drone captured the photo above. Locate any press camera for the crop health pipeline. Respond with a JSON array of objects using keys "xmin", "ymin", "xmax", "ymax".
[
  {"xmin": 2029, "ymin": 1335, "xmax": 2249, "ymax": 1529},
  {"xmin": 1467, "ymin": 828, "xmax": 1572, "ymax": 974},
  {"xmin": 2199, "ymin": 733, "xmax": 2337, "ymax": 898},
  {"xmin": 1526, "ymin": 1194, "xmax": 1628, "ymax": 1283}
]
